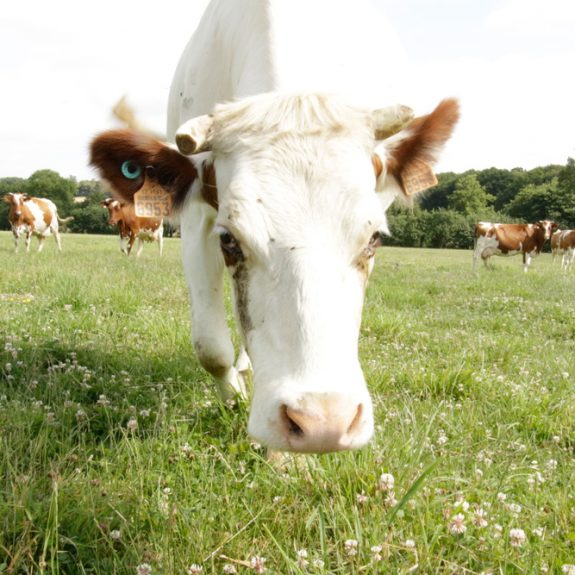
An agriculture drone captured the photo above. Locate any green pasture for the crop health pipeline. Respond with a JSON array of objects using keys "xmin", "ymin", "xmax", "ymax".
[{"xmin": 0, "ymin": 231, "xmax": 574, "ymax": 574}]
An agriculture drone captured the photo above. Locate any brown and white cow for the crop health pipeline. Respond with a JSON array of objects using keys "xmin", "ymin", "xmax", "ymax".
[
  {"xmin": 90, "ymin": 0, "xmax": 459, "ymax": 453},
  {"xmin": 100, "ymin": 198, "xmax": 163, "ymax": 256},
  {"xmin": 560, "ymin": 229, "xmax": 575, "ymax": 271},
  {"xmin": 3, "ymin": 192, "xmax": 71, "ymax": 252},
  {"xmin": 473, "ymin": 220, "xmax": 556, "ymax": 273}
]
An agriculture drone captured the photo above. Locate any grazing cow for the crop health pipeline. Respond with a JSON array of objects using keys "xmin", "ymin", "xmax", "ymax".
[
  {"xmin": 90, "ymin": 0, "xmax": 459, "ymax": 453},
  {"xmin": 99, "ymin": 198, "xmax": 164, "ymax": 256},
  {"xmin": 3, "ymin": 192, "xmax": 71, "ymax": 252},
  {"xmin": 473, "ymin": 220, "xmax": 556, "ymax": 273},
  {"xmin": 560, "ymin": 229, "xmax": 575, "ymax": 271}
]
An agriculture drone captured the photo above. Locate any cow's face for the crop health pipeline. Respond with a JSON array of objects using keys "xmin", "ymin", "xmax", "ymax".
[
  {"xmin": 90, "ymin": 93, "xmax": 459, "ymax": 452},
  {"xmin": 3, "ymin": 192, "xmax": 28, "ymax": 220},
  {"xmin": 537, "ymin": 220, "xmax": 557, "ymax": 240},
  {"xmin": 100, "ymin": 198, "xmax": 124, "ymax": 225}
]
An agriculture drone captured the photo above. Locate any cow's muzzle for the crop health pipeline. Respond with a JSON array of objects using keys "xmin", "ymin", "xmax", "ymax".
[{"xmin": 278, "ymin": 393, "xmax": 371, "ymax": 453}]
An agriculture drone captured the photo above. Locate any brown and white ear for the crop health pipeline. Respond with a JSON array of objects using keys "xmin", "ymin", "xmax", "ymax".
[
  {"xmin": 2, "ymin": 193, "xmax": 13, "ymax": 203},
  {"xmin": 373, "ymin": 98, "xmax": 460, "ymax": 203},
  {"xmin": 89, "ymin": 129, "xmax": 203, "ymax": 213},
  {"xmin": 175, "ymin": 115, "xmax": 214, "ymax": 155}
]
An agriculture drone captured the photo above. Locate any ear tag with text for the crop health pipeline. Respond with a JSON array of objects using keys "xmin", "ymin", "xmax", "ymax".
[
  {"xmin": 401, "ymin": 160, "xmax": 438, "ymax": 195},
  {"xmin": 134, "ymin": 176, "xmax": 172, "ymax": 218}
]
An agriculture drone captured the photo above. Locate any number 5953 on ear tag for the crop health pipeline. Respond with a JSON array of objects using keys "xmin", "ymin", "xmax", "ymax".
[{"xmin": 134, "ymin": 177, "xmax": 172, "ymax": 218}]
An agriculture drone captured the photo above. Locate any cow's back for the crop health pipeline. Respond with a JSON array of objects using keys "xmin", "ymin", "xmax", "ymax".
[{"xmin": 167, "ymin": 0, "xmax": 406, "ymax": 139}]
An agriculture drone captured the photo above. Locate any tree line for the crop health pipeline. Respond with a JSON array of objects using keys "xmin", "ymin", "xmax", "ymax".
[{"xmin": 1, "ymin": 159, "xmax": 574, "ymax": 248}]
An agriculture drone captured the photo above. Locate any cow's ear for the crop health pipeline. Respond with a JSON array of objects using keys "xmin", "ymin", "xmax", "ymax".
[
  {"xmin": 89, "ymin": 129, "xmax": 200, "ymax": 212},
  {"xmin": 2, "ymin": 194, "xmax": 12, "ymax": 204},
  {"xmin": 373, "ymin": 99, "xmax": 459, "ymax": 203}
]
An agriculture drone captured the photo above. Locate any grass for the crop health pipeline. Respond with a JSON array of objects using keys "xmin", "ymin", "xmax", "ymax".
[{"xmin": 1, "ymin": 232, "xmax": 574, "ymax": 574}]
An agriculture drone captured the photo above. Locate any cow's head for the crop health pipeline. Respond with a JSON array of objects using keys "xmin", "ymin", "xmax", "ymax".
[
  {"xmin": 91, "ymin": 93, "xmax": 459, "ymax": 453},
  {"xmin": 537, "ymin": 219, "xmax": 557, "ymax": 240},
  {"xmin": 99, "ymin": 198, "xmax": 125, "ymax": 225},
  {"xmin": 3, "ymin": 192, "xmax": 29, "ymax": 220}
]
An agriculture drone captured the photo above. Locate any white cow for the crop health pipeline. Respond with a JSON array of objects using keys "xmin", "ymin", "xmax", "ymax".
[{"xmin": 90, "ymin": 0, "xmax": 459, "ymax": 453}]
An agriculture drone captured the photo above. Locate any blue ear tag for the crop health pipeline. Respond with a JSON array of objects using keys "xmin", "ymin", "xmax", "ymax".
[{"xmin": 121, "ymin": 160, "xmax": 142, "ymax": 180}]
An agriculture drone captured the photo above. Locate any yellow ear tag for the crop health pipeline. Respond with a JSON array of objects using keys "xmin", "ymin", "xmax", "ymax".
[
  {"xmin": 133, "ymin": 176, "xmax": 172, "ymax": 218},
  {"xmin": 401, "ymin": 160, "xmax": 438, "ymax": 196}
]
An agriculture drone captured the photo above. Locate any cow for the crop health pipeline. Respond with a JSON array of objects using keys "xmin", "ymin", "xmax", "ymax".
[
  {"xmin": 100, "ymin": 198, "xmax": 164, "ymax": 256},
  {"xmin": 3, "ymin": 192, "xmax": 72, "ymax": 253},
  {"xmin": 473, "ymin": 220, "xmax": 556, "ymax": 273},
  {"xmin": 90, "ymin": 0, "xmax": 459, "ymax": 453},
  {"xmin": 560, "ymin": 229, "xmax": 575, "ymax": 271}
]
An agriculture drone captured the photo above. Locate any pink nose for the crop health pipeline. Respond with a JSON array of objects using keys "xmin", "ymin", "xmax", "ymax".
[{"xmin": 280, "ymin": 393, "xmax": 365, "ymax": 453}]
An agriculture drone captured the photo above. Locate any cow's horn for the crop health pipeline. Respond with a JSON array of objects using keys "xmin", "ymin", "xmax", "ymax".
[
  {"xmin": 372, "ymin": 104, "xmax": 414, "ymax": 140},
  {"xmin": 175, "ymin": 114, "xmax": 214, "ymax": 155}
]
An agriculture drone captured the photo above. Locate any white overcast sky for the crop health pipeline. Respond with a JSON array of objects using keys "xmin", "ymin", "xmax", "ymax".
[{"xmin": 1, "ymin": 0, "xmax": 574, "ymax": 181}]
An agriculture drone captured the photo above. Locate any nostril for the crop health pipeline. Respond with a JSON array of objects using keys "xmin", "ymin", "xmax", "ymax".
[
  {"xmin": 280, "ymin": 405, "xmax": 304, "ymax": 437},
  {"xmin": 347, "ymin": 403, "xmax": 363, "ymax": 434}
]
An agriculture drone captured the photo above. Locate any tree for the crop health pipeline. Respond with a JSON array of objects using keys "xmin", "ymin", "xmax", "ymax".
[
  {"xmin": 477, "ymin": 167, "xmax": 526, "ymax": 211},
  {"xmin": 448, "ymin": 173, "xmax": 494, "ymax": 216},
  {"xmin": 25, "ymin": 170, "xmax": 76, "ymax": 215},
  {"xmin": 506, "ymin": 180, "xmax": 557, "ymax": 222}
]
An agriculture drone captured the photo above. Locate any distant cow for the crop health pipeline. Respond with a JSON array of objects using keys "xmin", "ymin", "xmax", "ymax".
[
  {"xmin": 100, "ymin": 198, "xmax": 163, "ymax": 256},
  {"xmin": 560, "ymin": 229, "xmax": 575, "ymax": 271},
  {"xmin": 473, "ymin": 220, "xmax": 556, "ymax": 273},
  {"xmin": 3, "ymin": 192, "xmax": 72, "ymax": 252}
]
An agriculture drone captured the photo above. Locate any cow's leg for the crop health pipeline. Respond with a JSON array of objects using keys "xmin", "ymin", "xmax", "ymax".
[
  {"xmin": 53, "ymin": 228, "xmax": 62, "ymax": 251},
  {"xmin": 180, "ymin": 202, "xmax": 247, "ymax": 401},
  {"xmin": 135, "ymin": 238, "xmax": 144, "ymax": 257},
  {"xmin": 25, "ymin": 231, "xmax": 32, "ymax": 253},
  {"xmin": 37, "ymin": 235, "xmax": 45, "ymax": 252},
  {"xmin": 523, "ymin": 252, "xmax": 531, "ymax": 273},
  {"xmin": 12, "ymin": 228, "xmax": 19, "ymax": 253},
  {"xmin": 158, "ymin": 233, "xmax": 164, "ymax": 257},
  {"xmin": 126, "ymin": 235, "xmax": 136, "ymax": 256},
  {"xmin": 472, "ymin": 246, "xmax": 482, "ymax": 273}
]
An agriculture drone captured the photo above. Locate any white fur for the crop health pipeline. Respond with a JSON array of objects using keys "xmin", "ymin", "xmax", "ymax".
[{"xmin": 166, "ymin": 0, "xmax": 413, "ymax": 451}]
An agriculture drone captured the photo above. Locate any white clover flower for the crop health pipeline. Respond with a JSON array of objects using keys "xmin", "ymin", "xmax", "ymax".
[
  {"xmin": 378, "ymin": 473, "xmax": 395, "ymax": 492},
  {"xmin": 110, "ymin": 529, "xmax": 122, "ymax": 541},
  {"xmin": 127, "ymin": 417, "xmax": 138, "ymax": 431},
  {"xmin": 509, "ymin": 528, "xmax": 527, "ymax": 547},
  {"xmin": 296, "ymin": 549, "xmax": 309, "ymax": 568},
  {"xmin": 222, "ymin": 564, "xmax": 237, "ymax": 574},
  {"xmin": 562, "ymin": 565, "xmax": 575, "ymax": 575},
  {"xmin": 188, "ymin": 565, "xmax": 203, "ymax": 575},
  {"xmin": 532, "ymin": 527, "xmax": 544, "ymax": 538},
  {"xmin": 356, "ymin": 492, "xmax": 368, "ymax": 504},
  {"xmin": 312, "ymin": 558, "xmax": 325, "ymax": 569},
  {"xmin": 497, "ymin": 492, "xmax": 507, "ymax": 503},
  {"xmin": 136, "ymin": 564, "xmax": 152, "ymax": 575},
  {"xmin": 250, "ymin": 555, "xmax": 266, "ymax": 573},
  {"xmin": 344, "ymin": 539, "xmax": 359, "ymax": 556},
  {"xmin": 404, "ymin": 539, "xmax": 416, "ymax": 550},
  {"xmin": 448, "ymin": 513, "xmax": 467, "ymax": 535},
  {"xmin": 473, "ymin": 508, "xmax": 488, "ymax": 528}
]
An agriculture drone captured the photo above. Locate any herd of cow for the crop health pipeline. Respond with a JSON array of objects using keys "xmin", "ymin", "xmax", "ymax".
[
  {"xmin": 3, "ymin": 0, "xmax": 574, "ymax": 455},
  {"xmin": 5, "ymin": 193, "xmax": 574, "ymax": 273},
  {"xmin": 3, "ymin": 192, "xmax": 163, "ymax": 256},
  {"xmin": 473, "ymin": 220, "xmax": 575, "ymax": 273}
]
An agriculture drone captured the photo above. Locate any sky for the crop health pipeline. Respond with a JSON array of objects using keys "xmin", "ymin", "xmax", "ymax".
[{"xmin": 1, "ymin": 0, "xmax": 574, "ymax": 182}]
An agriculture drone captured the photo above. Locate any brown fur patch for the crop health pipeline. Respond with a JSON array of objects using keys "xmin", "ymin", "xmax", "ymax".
[
  {"xmin": 387, "ymin": 99, "xmax": 459, "ymax": 196},
  {"xmin": 90, "ymin": 129, "xmax": 198, "ymax": 211}
]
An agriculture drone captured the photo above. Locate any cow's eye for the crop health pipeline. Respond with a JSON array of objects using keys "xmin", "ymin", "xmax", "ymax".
[{"xmin": 218, "ymin": 229, "xmax": 244, "ymax": 266}]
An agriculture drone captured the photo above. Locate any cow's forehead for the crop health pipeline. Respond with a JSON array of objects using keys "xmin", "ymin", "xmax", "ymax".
[{"xmin": 214, "ymin": 146, "xmax": 384, "ymax": 253}]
